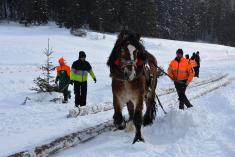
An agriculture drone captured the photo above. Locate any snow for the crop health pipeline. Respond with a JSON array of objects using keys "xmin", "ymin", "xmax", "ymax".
[{"xmin": 0, "ymin": 23, "xmax": 235, "ymax": 157}]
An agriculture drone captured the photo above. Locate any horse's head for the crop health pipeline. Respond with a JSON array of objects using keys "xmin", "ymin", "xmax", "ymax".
[{"xmin": 111, "ymin": 32, "xmax": 146, "ymax": 81}]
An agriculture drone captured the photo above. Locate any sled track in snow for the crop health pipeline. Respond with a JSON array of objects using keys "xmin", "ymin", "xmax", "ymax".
[
  {"xmin": 158, "ymin": 74, "xmax": 228, "ymax": 96},
  {"xmin": 8, "ymin": 74, "xmax": 230, "ymax": 157},
  {"xmin": 68, "ymin": 74, "xmax": 229, "ymax": 117}
]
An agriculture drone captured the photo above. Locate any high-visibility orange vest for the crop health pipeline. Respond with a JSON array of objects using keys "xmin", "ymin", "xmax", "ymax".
[
  {"xmin": 167, "ymin": 57, "xmax": 195, "ymax": 83},
  {"xmin": 190, "ymin": 59, "xmax": 197, "ymax": 67},
  {"xmin": 56, "ymin": 64, "xmax": 71, "ymax": 77}
]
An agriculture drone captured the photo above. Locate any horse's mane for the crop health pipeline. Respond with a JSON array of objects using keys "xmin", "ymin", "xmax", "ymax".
[{"xmin": 107, "ymin": 30, "xmax": 147, "ymax": 68}]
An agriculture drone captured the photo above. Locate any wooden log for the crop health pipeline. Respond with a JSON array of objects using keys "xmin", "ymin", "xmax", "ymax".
[{"xmin": 7, "ymin": 120, "xmax": 114, "ymax": 157}]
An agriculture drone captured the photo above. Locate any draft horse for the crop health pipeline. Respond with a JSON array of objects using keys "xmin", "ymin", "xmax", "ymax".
[{"xmin": 107, "ymin": 30, "xmax": 158, "ymax": 144}]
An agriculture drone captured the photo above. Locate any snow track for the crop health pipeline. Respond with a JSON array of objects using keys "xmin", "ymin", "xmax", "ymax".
[
  {"xmin": 158, "ymin": 74, "xmax": 228, "ymax": 96},
  {"xmin": 67, "ymin": 74, "xmax": 229, "ymax": 117},
  {"xmin": 7, "ymin": 74, "xmax": 230, "ymax": 157}
]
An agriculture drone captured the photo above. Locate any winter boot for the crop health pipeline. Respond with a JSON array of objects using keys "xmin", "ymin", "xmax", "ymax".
[
  {"xmin": 62, "ymin": 99, "xmax": 68, "ymax": 103},
  {"xmin": 187, "ymin": 104, "xmax": 193, "ymax": 108},
  {"xmin": 179, "ymin": 102, "xmax": 184, "ymax": 110},
  {"xmin": 185, "ymin": 98, "xmax": 193, "ymax": 108}
]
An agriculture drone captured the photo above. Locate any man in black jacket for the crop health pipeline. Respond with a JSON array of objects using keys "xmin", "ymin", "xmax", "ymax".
[{"xmin": 70, "ymin": 51, "xmax": 96, "ymax": 107}]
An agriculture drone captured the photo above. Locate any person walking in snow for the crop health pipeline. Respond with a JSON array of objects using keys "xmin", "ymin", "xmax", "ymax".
[
  {"xmin": 70, "ymin": 51, "xmax": 96, "ymax": 107},
  {"xmin": 185, "ymin": 54, "xmax": 189, "ymax": 60},
  {"xmin": 55, "ymin": 57, "xmax": 71, "ymax": 103},
  {"xmin": 195, "ymin": 51, "xmax": 200, "ymax": 77},
  {"xmin": 167, "ymin": 49, "xmax": 194, "ymax": 110},
  {"xmin": 190, "ymin": 53, "xmax": 198, "ymax": 77}
]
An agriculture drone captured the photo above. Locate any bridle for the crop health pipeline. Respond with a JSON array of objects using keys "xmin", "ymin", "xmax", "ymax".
[
  {"xmin": 109, "ymin": 35, "xmax": 148, "ymax": 81},
  {"xmin": 111, "ymin": 44, "xmax": 146, "ymax": 81},
  {"xmin": 114, "ymin": 57, "xmax": 144, "ymax": 69},
  {"xmin": 113, "ymin": 43, "xmax": 145, "ymax": 69}
]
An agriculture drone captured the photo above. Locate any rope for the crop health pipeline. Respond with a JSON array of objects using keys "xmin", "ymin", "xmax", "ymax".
[
  {"xmin": 156, "ymin": 65, "xmax": 186, "ymax": 85},
  {"xmin": 156, "ymin": 94, "xmax": 167, "ymax": 114}
]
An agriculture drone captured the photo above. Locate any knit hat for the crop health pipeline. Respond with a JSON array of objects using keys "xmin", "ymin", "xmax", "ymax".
[
  {"xmin": 176, "ymin": 49, "xmax": 183, "ymax": 55},
  {"xmin": 58, "ymin": 57, "xmax": 65, "ymax": 64},
  {"xmin": 79, "ymin": 51, "xmax": 86, "ymax": 59}
]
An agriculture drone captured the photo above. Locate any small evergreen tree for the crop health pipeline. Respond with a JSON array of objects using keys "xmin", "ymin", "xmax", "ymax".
[{"xmin": 32, "ymin": 39, "xmax": 57, "ymax": 93}]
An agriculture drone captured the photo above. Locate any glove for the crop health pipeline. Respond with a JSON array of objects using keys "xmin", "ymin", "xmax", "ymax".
[
  {"xmin": 185, "ymin": 81, "xmax": 189, "ymax": 86},
  {"xmin": 70, "ymin": 80, "xmax": 74, "ymax": 85},
  {"xmin": 55, "ymin": 76, "xmax": 59, "ymax": 85},
  {"xmin": 94, "ymin": 78, "xmax": 97, "ymax": 83}
]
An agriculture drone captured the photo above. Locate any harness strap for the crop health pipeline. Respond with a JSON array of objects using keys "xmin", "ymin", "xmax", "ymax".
[{"xmin": 114, "ymin": 58, "xmax": 144, "ymax": 67}]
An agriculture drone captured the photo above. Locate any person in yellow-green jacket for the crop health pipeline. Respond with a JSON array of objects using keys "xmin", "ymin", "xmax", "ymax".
[{"xmin": 70, "ymin": 51, "xmax": 96, "ymax": 107}]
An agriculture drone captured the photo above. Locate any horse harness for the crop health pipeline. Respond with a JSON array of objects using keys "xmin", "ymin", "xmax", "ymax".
[{"xmin": 111, "ymin": 57, "xmax": 154, "ymax": 92}]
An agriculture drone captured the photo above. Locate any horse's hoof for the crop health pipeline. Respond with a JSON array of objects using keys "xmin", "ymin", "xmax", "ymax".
[
  {"xmin": 126, "ymin": 121, "xmax": 135, "ymax": 132},
  {"xmin": 143, "ymin": 115, "xmax": 153, "ymax": 126},
  {"xmin": 132, "ymin": 135, "xmax": 145, "ymax": 144},
  {"xmin": 115, "ymin": 121, "xmax": 126, "ymax": 130}
]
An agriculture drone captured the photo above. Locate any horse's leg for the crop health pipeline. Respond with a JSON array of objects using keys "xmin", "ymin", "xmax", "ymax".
[
  {"xmin": 127, "ymin": 101, "xmax": 134, "ymax": 121},
  {"xmin": 133, "ymin": 98, "xmax": 145, "ymax": 144},
  {"xmin": 144, "ymin": 63, "xmax": 157, "ymax": 126},
  {"xmin": 113, "ymin": 95, "xmax": 126, "ymax": 130},
  {"xmin": 126, "ymin": 101, "xmax": 135, "ymax": 132},
  {"xmin": 143, "ymin": 92, "xmax": 157, "ymax": 126}
]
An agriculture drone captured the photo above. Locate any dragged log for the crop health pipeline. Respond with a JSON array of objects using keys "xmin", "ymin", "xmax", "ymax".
[{"xmin": 8, "ymin": 120, "xmax": 114, "ymax": 157}]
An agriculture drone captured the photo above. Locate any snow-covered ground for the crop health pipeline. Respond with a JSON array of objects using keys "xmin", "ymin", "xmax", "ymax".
[{"xmin": 0, "ymin": 23, "xmax": 235, "ymax": 157}]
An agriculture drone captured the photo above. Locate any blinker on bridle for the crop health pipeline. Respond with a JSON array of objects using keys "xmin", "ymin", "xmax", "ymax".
[{"xmin": 114, "ymin": 57, "xmax": 144, "ymax": 68}]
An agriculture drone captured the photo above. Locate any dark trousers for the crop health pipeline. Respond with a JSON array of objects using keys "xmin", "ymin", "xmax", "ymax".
[
  {"xmin": 74, "ymin": 81, "xmax": 87, "ymax": 107},
  {"xmin": 63, "ymin": 86, "xmax": 69, "ymax": 101},
  {"xmin": 195, "ymin": 66, "xmax": 200, "ymax": 77},
  {"xmin": 174, "ymin": 80, "xmax": 192, "ymax": 110}
]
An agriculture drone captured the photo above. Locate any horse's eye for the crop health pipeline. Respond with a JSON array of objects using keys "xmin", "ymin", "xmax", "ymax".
[
  {"xmin": 132, "ymin": 50, "xmax": 138, "ymax": 58},
  {"xmin": 121, "ymin": 51, "xmax": 125, "ymax": 57}
]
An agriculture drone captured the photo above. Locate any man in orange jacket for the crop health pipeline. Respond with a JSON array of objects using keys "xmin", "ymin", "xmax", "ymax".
[
  {"xmin": 55, "ymin": 57, "xmax": 71, "ymax": 103},
  {"xmin": 168, "ymin": 49, "xmax": 195, "ymax": 110}
]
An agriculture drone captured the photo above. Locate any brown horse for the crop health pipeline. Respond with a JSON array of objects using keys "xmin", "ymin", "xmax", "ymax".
[{"xmin": 107, "ymin": 30, "xmax": 158, "ymax": 144}]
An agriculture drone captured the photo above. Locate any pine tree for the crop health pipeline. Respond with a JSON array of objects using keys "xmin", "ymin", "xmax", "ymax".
[
  {"xmin": 18, "ymin": 0, "xmax": 34, "ymax": 25},
  {"xmin": 0, "ymin": 1, "xmax": 3, "ymax": 20},
  {"xmin": 123, "ymin": 0, "xmax": 158, "ymax": 36},
  {"xmin": 1, "ymin": 0, "xmax": 235, "ymax": 46},
  {"xmin": 0, "ymin": 0, "xmax": 8, "ymax": 20},
  {"xmin": 97, "ymin": 0, "xmax": 120, "ymax": 32},
  {"xmin": 33, "ymin": 0, "xmax": 49, "ymax": 24},
  {"xmin": 156, "ymin": 0, "xmax": 171, "ymax": 38},
  {"xmin": 89, "ymin": 0, "xmax": 116, "ymax": 32},
  {"xmin": 32, "ymin": 39, "xmax": 57, "ymax": 93},
  {"xmin": 63, "ymin": 0, "xmax": 82, "ymax": 28},
  {"xmin": 217, "ymin": 7, "xmax": 235, "ymax": 46},
  {"xmin": 51, "ymin": 0, "xmax": 67, "ymax": 27}
]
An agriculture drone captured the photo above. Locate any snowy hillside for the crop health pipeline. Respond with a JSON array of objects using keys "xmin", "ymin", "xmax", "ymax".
[{"xmin": 0, "ymin": 23, "xmax": 235, "ymax": 157}]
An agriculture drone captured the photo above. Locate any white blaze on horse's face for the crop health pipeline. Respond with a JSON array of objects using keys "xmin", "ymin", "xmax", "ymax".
[
  {"xmin": 127, "ymin": 44, "xmax": 137, "ymax": 81},
  {"xmin": 127, "ymin": 44, "xmax": 136, "ymax": 60}
]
